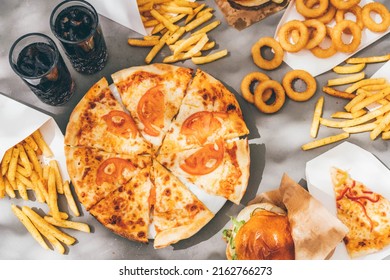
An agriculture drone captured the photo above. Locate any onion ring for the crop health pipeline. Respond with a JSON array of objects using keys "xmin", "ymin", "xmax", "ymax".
[
  {"xmin": 303, "ymin": 19, "xmax": 327, "ymax": 49},
  {"xmin": 335, "ymin": 5, "xmax": 364, "ymax": 32},
  {"xmin": 251, "ymin": 37, "xmax": 284, "ymax": 70},
  {"xmin": 254, "ymin": 80, "xmax": 286, "ymax": 114},
  {"xmin": 306, "ymin": 0, "xmax": 337, "ymax": 24},
  {"xmin": 332, "ymin": 20, "xmax": 362, "ymax": 53},
  {"xmin": 296, "ymin": 0, "xmax": 329, "ymax": 18},
  {"xmin": 310, "ymin": 27, "xmax": 337, "ymax": 58},
  {"xmin": 361, "ymin": 2, "xmax": 390, "ymax": 33},
  {"xmin": 240, "ymin": 72, "xmax": 272, "ymax": 104},
  {"xmin": 282, "ymin": 70, "xmax": 317, "ymax": 102},
  {"xmin": 330, "ymin": 0, "xmax": 360, "ymax": 10},
  {"xmin": 277, "ymin": 20, "xmax": 309, "ymax": 53}
]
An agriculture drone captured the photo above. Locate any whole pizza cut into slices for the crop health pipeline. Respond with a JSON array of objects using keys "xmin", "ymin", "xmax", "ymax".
[
  {"xmin": 65, "ymin": 146, "xmax": 152, "ymax": 210},
  {"xmin": 160, "ymin": 69, "xmax": 249, "ymax": 154},
  {"xmin": 89, "ymin": 167, "xmax": 153, "ymax": 243},
  {"xmin": 64, "ymin": 77, "xmax": 152, "ymax": 155},
  {"xmin": 111, "ymin": 64, "xmax": 193, "ymax": 150},
  {"xmin": 331, "ymin": 167, "xmax": 390, "ymax": 258},
  {"xmin": 151, "ymin": 160, "xmax": 214, "ymax": 249},
  {"xmin": 157, "ymin": 138, "xmax": 250, "ymax": 204}
]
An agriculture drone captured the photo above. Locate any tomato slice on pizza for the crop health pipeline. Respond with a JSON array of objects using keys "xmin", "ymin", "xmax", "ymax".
[
  {"xmin": 160, "ymin": 69, "xmax": 249, "ymax": 154},
  {"xmin": 152, "ymin": 160, "xmax": 214, "ymax": 249},
  {"xmin": 65, "ymin": 77, "xmax": 151, "ymax": 155},
  {"xmin": 65, "ymin": 146, "xmax": 152, "ymax": 210},
  {"xmin": 157, "ymin": 138, "xmax": 250, "ymax": 204},
  {"xmin": 331, "ymin": 167, "xmax": 390, "ymax": 258},
  {"xmin": 111, "ymin": 64, "xmax": 193, "ymax": 150}
]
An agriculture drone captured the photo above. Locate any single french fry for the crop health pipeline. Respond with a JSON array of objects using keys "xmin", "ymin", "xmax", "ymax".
[
  {"xmin": 7, "ymin": 147, "xmax": 19, "ymax": 185},
  {"xmin": 174, "ymin": 0, "xmax": 200, "ymax": 8},
  {"xmin": 320, "ymin": 103, "xmax": 390, "ymax": 128},
  {"xmin": 22, "ymin": 206, "xmax": 76, "ymax": 246},
  {"xmin": 166, "ymin": 26, "xmax": 186, "ymax": 45},
  {"xmin": 0, "ymin": 174, "xmax": 5, "ymax": 198},
  {"xmin": 344, "ymin": 91, "xmax": 367, "ymax": 112},
  {"xmin": 17, "ymin": 164, "xmax": 31, "ymax": 178},
  {"xmin": 351, "ymin": 109, "xmax": 367, "ymax": 118},
  {"xmin": 192, "ymin": 49, "xmax": 228, "ymax": 64},
  {"xmin": 345, "ymin": 78, "xmax": 387, "ymax": 93},
  {"xmin": 32, "ymin": 130, "xmax": 53, "ymax": 157},
  {"xmin": 331, "ymin": 112, "xmax": 354, "ymax": 119},
  {"xmin": 145, "ymin": 31, "xmax": 171, "ymax": 64},
  {"xmin": 128, "ymin": 38, "xmax": 160, "ymax": 47},
  {"xmin": 43, "ymin": 165, "xmax": 50, "ymax": 184},
  {"xmin": 160, "ymin": 5, "xmax": 193, "ymax": 15},
  {"xmin": 16, "ymin": 143, "xmax": 32, "ymax": 177},
  {"xmin": 44, "ymin": 216, "xmax": 90, "ymax": 233},
  {"xmin": 138, "ymin": 2, "xmax": 154, "ymax": 13},
  {"xmin": 150, "ymin": 9, "xmax": 179, "ymax": 32},
  {"xmin": 49, "ymin": 160, "xmax": 64, "ymax": 194},
  {"xmin": 346, "ymin": 54, "xmax": 390, "ymax": 64},
  {"xmin": 327, "ymin": 72, "xmax": 365, "ymax": 86},
  {"xmin": 11, "ymin": 205, "xmax": 49, "ymax": 250},
  {"xmin": 361, "ymin": 84, "xmax": 390, "ymax": 92},
  {"xmin": 370, "ymin": 112, "xmax": 390, "ymax": 140},
  {"xmin": 310, "ymin": 96, "xmax": 324, "ymax": 138},
  {"xmin": 151, "ymin": 13, "xmax": 186, "ymax": 34},
  {"xmin": 1, "ymin": 148, "xmax": 13, "ymax": 176},
  {"xmin": 343, "ymin": 122, "xmax": 377, "ymax": 133},
  {"xmin": 350, "ymin": 88, "xmax": 390, "ymax": 113},
  {"xmin": 382, "ymin": 130, "xmax": 390, "ymax": 139},
  {"xmin": 23, "ymin": 136, "xmax": 38, "ymax": 151},
  {"xmin": 142, "ymin": 19, "xmax": 159, "ymax": 27},
  {"xmin": 322, "ymin": 86, "xmax": 356, "ymax": 99},
  {"xmin": 23, "ymin": 142, "xmax": 42, "ymax": 178},
  {"xmin": 185, "ymin": 12, "xmax": 213, "ymax": 32},
  {"xmin": 31, "ymin": 171, "xmax": 46, "ymax": 203},
  {"xmin": 143, "ymin": 35, "xmax": 161, "ymax": 41},
  {"xmin": 191, "ymin": 20, "xmax": 221, "ymax": 36},
  {"xmin": 4, "ymin": 177, "xmax": 15, "ymax": 198},
  {"xmin": 201, "ymin": 41, "xmax": 216, "ymax": 51},
  {"xmin": 16, "ymin": 178, "xmax": 28, "ymax": 200},
  {"xmin": 197, "ymin": 7, "xmax": 214, "ymax": 18},
  {"xmin": 173, "ymin": 33, "xmax": 204, "ymax": 56},
  {"xmin": 15, "ymin": 171, "xmax": 34, "ymax": 190},
  {"xmin": 184, "ymin": 34, "xmax": 209, "ymax": 58},
  {"xmin": 48, "ymin": 211, "xmax": 69, "ymax": 220},
  {"xmin": 185, "ymin": 3, "xmax": 205, "ymax": 24},
  {"xmin": 48, "ymin": 166, "xmax": 61, "ymax": 221},
  {"xmin": 63, "ymin": 180, "xmax": 80, "ymax": 217},
  {"xmin": 163, "ymin": 51, "xmax": 201, "ymax": 63},
  {"xmin": 333, "ymin": 63, "xmax": 366, "ymax": 74},
  {"xmin": 301, "ymin": 132, "xmax": 350, "ymax": 151}
]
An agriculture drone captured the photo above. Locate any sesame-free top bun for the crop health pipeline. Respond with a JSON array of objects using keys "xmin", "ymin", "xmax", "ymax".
[{"xmin": 226, "ymin": 203, "xmax": 295, "ymax": 260}]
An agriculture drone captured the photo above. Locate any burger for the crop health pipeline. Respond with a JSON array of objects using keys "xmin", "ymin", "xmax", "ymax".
[
  {"xmin": 227, "ymin": 0, "xmax": 287, "ymax": 11},
  {"xmin": 223, "ymin": 202, "xmax": 295, "ymax": 260}
]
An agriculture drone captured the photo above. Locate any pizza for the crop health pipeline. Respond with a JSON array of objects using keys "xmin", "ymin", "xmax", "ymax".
[
  {"xmin": 152, "ymin": 160, "xmax": 214, "ymax": 249},
  {"xmin": 64, "ymin": 64, "xmax": 250, "ymax": 248},
  {"xmin": 111, "ymin": 64, "xmax": 193, "ymax": 150},
  {"xmin": 331, "ymin": 167, "xmax": 390, "ymax": 258},
  {"xmin": 64, "ymin": 77, "xmax": 152, "ymax": 155}
]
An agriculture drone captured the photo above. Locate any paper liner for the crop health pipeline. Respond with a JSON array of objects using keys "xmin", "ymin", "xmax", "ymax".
[{"xmin": 249, "ymin": 173, "xmax": 348, "ymax": 260}]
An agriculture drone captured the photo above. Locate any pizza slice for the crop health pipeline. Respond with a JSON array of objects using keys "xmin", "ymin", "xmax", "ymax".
[
  {"xmin": 160, "ymin": 69, "xmax": 249, "ymax": 154},
  {"xmin": 111, "ymin": 64, "xmax": 193, "ymax": 150},
  {"xmin": 89, "ymin": 167, "xmax": 153, "ymax": 243},
  {"xmin": 331, "ymin": 167, "xmax": 390, "ymax": 258},
  {"xmin": 65, "ymin": 146, "xmax": 152, "ymax": 210},
  {"xmin": 64, "ymin": 77, "xmax": 152, "ymax": 155},
  {"xmin": 151, "ymin": 160, "xmax": 214, "ymax": 249},
  {"xmin": 157, "ymin": 138, "xmax": 250, "ymax": 204}
]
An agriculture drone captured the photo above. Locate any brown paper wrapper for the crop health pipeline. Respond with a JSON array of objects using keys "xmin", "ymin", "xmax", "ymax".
[
  {"xmin": 215, "ymin": 0, "xmax": 291, "ymax": 30},
  {"xmin": 249, "ymin": 173, "xmax": 349, "ymax": 260}
]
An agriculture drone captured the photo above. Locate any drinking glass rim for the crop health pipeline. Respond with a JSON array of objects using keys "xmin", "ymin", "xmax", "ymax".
[
  {"xmin": 50, "ymin": 0, "xmax": 99, "ymax": 45},
  {"xmin": 9, "ymin": 32, "xmax": 60, "ymax": 80}
]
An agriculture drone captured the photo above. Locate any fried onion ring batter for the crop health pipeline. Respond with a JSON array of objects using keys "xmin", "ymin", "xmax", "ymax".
[
  {"xmin": 330, "ymin": 0, "xmax": 360, "ymax": 10},
  {"xmin": 361, "ymin": 2, "xmax": 390, "ymax": 32},
  {"xmin": 332, "ymin": 20, "xmax": 362, "ymax": 53},
  {"xmin": 241, "ymin": 72, "xmax": 272, "ymax": 104},
  {"xmin": 296, "ymin": 0, "xmax": 329, "ymax": 18},
  {"xmin": 254, "ymin": 80, "xmax": 286, "ymax": 114},
  {"xmin": 282, "ymin": 70, "xmax": 317, "ymax": 102},
  {"xmin": 251, "ymin": 37, "xmax": 284, "ymax": 70},
  {"xmin": 278, "ymin": 20, "xmax": 309, "ymax": 53},
  {"xmin": 310, "ymin": 27, "xmax": 337, "ymax": 58}
]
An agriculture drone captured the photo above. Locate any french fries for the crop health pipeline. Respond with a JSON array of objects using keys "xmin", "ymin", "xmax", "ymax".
[
  {"xmin": 333, "ymin": 63, "xmax": 366, "ymax": 74},
  {"xmin": 346, "ymin": 53, "xmax": 390, "ymax": 64},
  {"xmin": 44, "ymin": 216, "xmax": 90, "ymax": 233},
  {"xmin": 1, "ymin": 128, "xmax": 90, "ymax": 254},
  {"xmin": 327, "ymin": 72, "xmax": 365, "ymax": 86},
  {"xmin": 310, "ymin": 96, "xmax": 324, "ymax": 138},
  {"xmin": 133, "ymin": 0, "xmax": 227, "ymax": 64},
  {"xmin": 302, "ymin": 132, "xmax": 350, "ymax": 151}
]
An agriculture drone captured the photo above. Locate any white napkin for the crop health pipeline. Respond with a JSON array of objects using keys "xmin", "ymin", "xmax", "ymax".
[{"xmin": 89, "ymin": 0, "xmax": 147, "ymax": 36}]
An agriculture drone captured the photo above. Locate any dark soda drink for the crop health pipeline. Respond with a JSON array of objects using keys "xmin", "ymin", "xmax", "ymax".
[
  {"xmin": 9, "ymin": 33, "xmax": 74, "ymax": 106},
  {"xmin": 50, "ymin": 1, "xmax": 108, "ymax": 74}
]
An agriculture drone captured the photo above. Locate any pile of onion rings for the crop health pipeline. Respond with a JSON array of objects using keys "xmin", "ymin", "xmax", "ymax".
[
  {"xmin": 240, "ymin": 70, "xmax": 317, "ymax": 114},
  {"xmin": 276, "ymin": 0, "xmax": 390, "ymax": 58}
]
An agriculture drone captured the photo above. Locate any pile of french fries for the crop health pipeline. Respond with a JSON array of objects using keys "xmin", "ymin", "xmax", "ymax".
[
  {"xmin": 133, "ymin": 0, "xmax": 228, "ymax": 64},
  {"xmin": 302, "ymin": 53, "xmax": 390, "ymax": 150},
  {"xmin": 0, "ymin": 129, "xmax": 89, "ymax": 254}
]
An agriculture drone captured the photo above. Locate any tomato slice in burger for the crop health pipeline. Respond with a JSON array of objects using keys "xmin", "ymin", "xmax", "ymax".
[
  {"xmin": 137, "ymin": 85, "xmax": 165, "ymax": 137},
  {"xmin": 180, "ymin": 111, "xmax": 228, "ymax": 145},
  {"xmin": 102, "ymin": 110, "xmax": 138, "ymax": 138},
  {"xmin": 96, "ymin": 158, "xmax": 136, "ymax": 185},
  {"xmin": 180, "ymin": 138, "xmax": 225, "ymax": 176}
]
